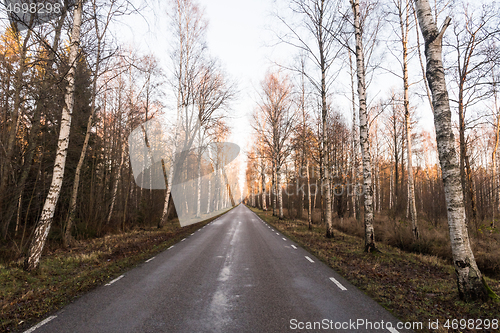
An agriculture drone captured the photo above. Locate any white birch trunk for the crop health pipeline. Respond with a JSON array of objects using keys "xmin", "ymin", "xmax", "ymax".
[
  {"xmin": 492, "ymin": 89, "xmax": 499, "ymax": 228},
  {"xmin": 351, "ymin": 0, "xmax": 376, "ymax": 252},
  {"xmin": 196, "ymin": 152, "xmax": 202, "ymax": 218},
  {"xmin": 414, "ymin": 0, "xmax": 488, "ymax": 301},
  {"xmin": 401, "ymin": 1, "xmax": 419, "ymax": 235},
  {"xmin": 261, "ymin": 160, "xmax": 267, "ymax": 211},
  {"xmin": 206, "ymin": 147, "xmax": 213, "ymax": 214},
  {"xmin": 272, "ymin": 159, "xmax": 277, "ymax": 216},
  {"xmin": 24, "ymin": 0, "xmax": 83, "ymax": 271},
  {"xmin": 307, "ymin": 160, "xmax": 312, "ymax": 229},
  {"xmin": 107, "ymin": 142, "xmax": 126, "ymax": 225},
  {"xmin": 277, "ymin": 167, "xmax": 283, "ymax": 219},
  {"xmin": 349, "ymin": 47, "xmax": 358, "ymax": 221}
]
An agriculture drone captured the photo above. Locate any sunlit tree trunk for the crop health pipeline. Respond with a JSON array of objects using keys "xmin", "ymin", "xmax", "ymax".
[
  {"xmin": 414, "ymin": 0, "xmax": 488, "ymax": 301},
  {"xmin": 321, "ymin": 47, "xmax": 333, "ymax": 237},
  {"xmin": 398, "ymin": 0, "xmax": 419, "ymax": 239},
  {"xmin": 277, "ymin": 167, "xmax": 284, "ymax": 219},
  {"xmin": 107, "ymin": 142, "xmax": 126, "ymax": 224},
  {"xmin": 24, "ymin": 0, "xmax": 83, "ymax": 271},
  {"xmin": 492, "ymin": 84, "xmax": 499, "ymax": 228},
  {"xmin": 261, "ymin": 159, "xmax": 267, "ymax": 211},
  {"xmin": 196, "ymin": 150, "xmax": 202, "ymax": 218},
  {"xmin": 272, "ymin": 159, "xmax": 277, "ymax": 216},
  {"xmin": 307, "ymin": 160, "xmax": 312, "ymax": 229},
  {"xmin": 349, "ymin": 47, "xmax": 358, "ymax": 220},
  {"xmin": 351, "ymin": 0, "xmax": 376, "ymax": 252},
  {"xmin": 65, "ymin": 5, "xmax": 102, "ymax": 246}
]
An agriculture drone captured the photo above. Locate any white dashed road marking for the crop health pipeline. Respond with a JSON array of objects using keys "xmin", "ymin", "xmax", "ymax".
[
  {"xmin": 305, "ymin": 256, "xmax": 314, "ymax": 263},
  {"xmin": 387, "ymin": 327, "xmax": 399, "ymax": 333},
  {"xmin": 105, "ymin": 275, "xmax": 124, "ymax": 286},
  {"xmin": 168, "ymin": 245, "xmax": 174, "ymax": 249},
  {"xmin": 23, "ymin": 316, "xmax": 57, "ymax": 333},
  {"xmin": 329, "ymin": 277, "xmax": 347, "ymax": 291},
  {"xmin": 181, "ymin": 238, "xmax": 186, "ymax": 242},
  {"xmin": 145, "ymin": 257, "xmax": 155, "ymax": 263},
  {"xmin": 282, "ymin": 238, "xmax": 286, "ymax": 241},
  {"xmin": 291, "ymin": 245, "xmax": 297, "ymax": 250}
]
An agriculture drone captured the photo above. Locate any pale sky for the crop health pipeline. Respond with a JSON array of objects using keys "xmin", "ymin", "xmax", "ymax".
[
  {"xmin": 114, "ymin": 0, "xmax": 286, "ymax": 192},
  {"xmin": 115, "ymin": 0, "xmax": 281, "ymax": 152}
]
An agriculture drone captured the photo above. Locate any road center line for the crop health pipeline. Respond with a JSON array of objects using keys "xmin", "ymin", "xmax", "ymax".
[
  {"xmin": 329, "ymin": 277, "xmax": 347, "ymax": 291},
  {"xmin": 291, "ymin": 245, "xmax": 297, "ymax": 249},
  {"xmin": 145, "ymin": 257, "xmax": 155, "ymax": 263},
  {"xmin": 105, "ymin": 275, "xmax": 124, "ymax": 286},
  {"xmin": 23, "ymin": 315, "xmax": 57, "ymax": 333},
  {"xmin": 305, "ymin": 256, "xmax": 314, "ymax": 263}
]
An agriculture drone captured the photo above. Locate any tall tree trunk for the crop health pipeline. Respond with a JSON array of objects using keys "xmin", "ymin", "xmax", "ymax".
[
  {"xmin": 24, "ymin": 0, "xmax": 83, "ymax": 271},
  {"xmin": 389, "ymin": 165, "xmax": 393, "ymax": 209},
  {"xmin": 399, "ymin": 0, "xmax": 419, "ymax": 238},
  {"xmin": 206, "ymin": 160, "xmax": 212, "ymax": 214},
  {"xmin": 107, "ymin": 142, "xmax": 126, "ymax": 225},
  {"xmin": 315, "ymin": 1, "xmax": 333, "ymax": 238},
  {"xmin": 351, "ymin": 0, "xmax": 376, "ymax": 252},
  {"xmin": 492, "ymin": 95, "xmax": 499, "ymax": 227},
  {"xmin": 64, "ymin": 1, "xmax": 104, "ymax": 246},
  {"xmin": 414, "ymin": 0, "xmax": 488, "ymax": 301},
  {"xmin": 307, "ymin": 160, "xmax": 312, "ymax": 229},
  {"xmin": 159, "ymin": 112, "xmax": 181, "ymax": 227},
  {"xmin": 272, "ymin": 158, "xmax": 277, "ymax": 216},
  {"xmin": 196, "ymin": 149, "xmax": 202, "ymax": 218},
  {"xmin": 277, "ymin": 167, "xmax": 283, "ymax": 219},
  {"xmin": 261, "ymin": 161, "xmax": 267, "ymax": 211},
  {"xmin": 349, "ymin": 46, "xmax": 358, "ymax": 220}
]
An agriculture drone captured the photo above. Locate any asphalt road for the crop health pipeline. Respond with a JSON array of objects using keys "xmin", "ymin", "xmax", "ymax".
[{"xmin": 24, "ymin": 204, "xmax": 414, "ymax": 333}]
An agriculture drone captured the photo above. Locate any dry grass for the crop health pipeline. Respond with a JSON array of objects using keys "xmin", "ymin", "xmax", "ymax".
[{"xmin": 323, "ymin": 210, "xmax": 500, "ymax": 280}]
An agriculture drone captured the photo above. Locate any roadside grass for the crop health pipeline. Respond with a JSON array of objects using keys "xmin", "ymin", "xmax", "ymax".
[
  {"xmin": 0, "ymin": 214, "xmax": 221, "ymax": 333},
  {"xmin": 249, "ymin": 206, "xmax": 500, "ymax": 333}
]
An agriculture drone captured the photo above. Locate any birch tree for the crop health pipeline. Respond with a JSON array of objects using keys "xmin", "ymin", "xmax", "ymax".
[
  {"xmin": 64, "ymin": 0, "xmax": 131, "ymax": 246},
  {"xmin": 253, "ymin": 71, "xmax": 296, "ymax": 220},
  {"xmin": 391, "ymin": 0, "xmax": 419, "ymax": 239},
  {"xmin": 449, "ymin": 2, "xmax": 500, "ymax": 227},
  {"xmin": 350, "ymin": 0, "xmax": 377, "ymax": 252},
  {"xmin": 24, "ymin": 0, "xmax": 84, "ymax": 271},
  {"xmin": 160, "ymin": 0, "xmax": 207, "ymax": 227},
  {"xmin": 276, "ymin": 0, "xmax": 344, "ymax": 237},
  {"xmin": 413, "ymin": 0, "xmax": 488, "ymax": 301}
]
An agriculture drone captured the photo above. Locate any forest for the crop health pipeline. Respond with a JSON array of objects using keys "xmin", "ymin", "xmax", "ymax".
[
  {"xmin": 0, "ymin": 0, "xmax": 499, "ymax": 321},
  {"xmin": 0, "ymin": 0, "xmax": 239, "ymax": 273},
  {"xmin": 243, "ymin": 0, "xmax": 500, "ymax": 302}
]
